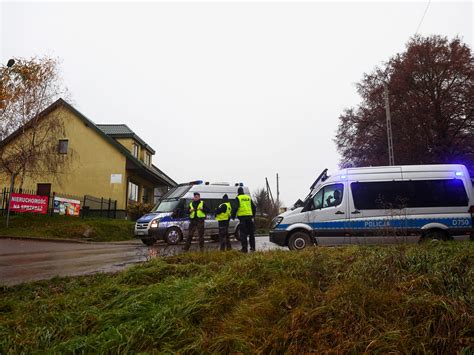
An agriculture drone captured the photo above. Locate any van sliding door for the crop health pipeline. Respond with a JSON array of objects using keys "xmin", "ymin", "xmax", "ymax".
[{"xmin": 348, "ymin": 180, "xmax": 409, "ymax": 244}]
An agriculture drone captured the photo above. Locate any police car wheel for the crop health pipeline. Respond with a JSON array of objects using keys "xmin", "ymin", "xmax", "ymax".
[
  {"xmin": 421, "ymin": 229, "xmax": 447, "ymax": 243},
  {"xmin": 141, "ymin": 238, "xmax": 156, "ymax": 246},
  {"xmin": 164, "ymin": 227, "xmax": 183, "ymax": 245},
  {"xmin": 288, "ymin": 232, "xmax": 311, "ymax": 251}
]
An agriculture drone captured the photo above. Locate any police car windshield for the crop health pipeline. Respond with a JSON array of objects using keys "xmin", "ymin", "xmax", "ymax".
[
  {"xmin": 160, "ymin": 185, "xmax": 192, "ymax": 199},
  {"xmin": 151, "ymin": 199, "xmax": 181, "ymax": 213}
]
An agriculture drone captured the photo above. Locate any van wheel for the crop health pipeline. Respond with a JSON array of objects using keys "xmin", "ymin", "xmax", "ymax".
[
  {"xmin": 288, "ymin": 232, "xmax": 312, "ymax": 251},
  {"xmin": 141, "ymin": 238, "xmax": 156, "ymax": 246},
  {"xmin": 234, "ymin": 226, "xmax": 241, "ymax": 242},
  {"xmin": 420, "ymin": 229, "xmax": 447, "ymax": 243},
  {"xmin": 164, "ymin": 227, "xmax": 182, "ymax": 245}
]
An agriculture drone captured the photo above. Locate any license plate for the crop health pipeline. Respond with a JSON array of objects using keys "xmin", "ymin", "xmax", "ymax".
[{"xmin": 136, "ymin": 231, "xmax": 146, "ymax": 236}]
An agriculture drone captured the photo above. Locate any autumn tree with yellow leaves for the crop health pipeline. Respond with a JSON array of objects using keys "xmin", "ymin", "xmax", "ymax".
[{"xmin": 0, "ymin": 57, "xmax": 70, "ymax": 191}]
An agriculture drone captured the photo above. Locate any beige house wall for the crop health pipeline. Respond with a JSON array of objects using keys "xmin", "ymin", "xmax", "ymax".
[{"xmin": 0, "ymin": 107, "xmax": 129, "ymax": 210}]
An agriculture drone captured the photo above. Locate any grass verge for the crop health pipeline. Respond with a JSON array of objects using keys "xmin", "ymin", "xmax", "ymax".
[
  {"xmin": 0, "ymin": 214, "xmax": 134, "ymax": 242},
  {"xmin": 0, "ymin": 242, "xmax": 473, "ymax": 353}
]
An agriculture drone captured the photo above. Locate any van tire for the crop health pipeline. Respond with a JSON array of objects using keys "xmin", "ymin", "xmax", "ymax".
[
  {"xmin": 164, "ymin": 227, "xmax": 183, "ymax": 245},
  {"xmin": 141, "ymin": 238, "xmax": 156, "ymax": 246},
  {"xmin": 420, "ymin": 229, "xmax": 448, "ymax": 243},
  {"xmin": 288, "ymin": 232, "xmax": 312, "ymax": 251}
]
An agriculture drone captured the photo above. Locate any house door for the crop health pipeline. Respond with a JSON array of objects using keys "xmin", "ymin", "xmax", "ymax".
[{"xmin": 37, "ymin": 183, "xmax": 51, "ymax": 196}]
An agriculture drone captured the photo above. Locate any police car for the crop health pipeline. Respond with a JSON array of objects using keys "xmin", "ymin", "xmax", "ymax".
[{"xmin": 135, "ymin": 181, "xmax": 250, "ymax": 245}]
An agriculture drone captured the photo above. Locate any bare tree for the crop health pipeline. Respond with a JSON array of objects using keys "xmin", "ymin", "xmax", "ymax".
[
  {"xmin": 0, "ymin": 57, "xmax": 70, "ymax": 225},
  {"xmin": 253, "ymin": 187, "xmax": 281, "ymax": 219}
]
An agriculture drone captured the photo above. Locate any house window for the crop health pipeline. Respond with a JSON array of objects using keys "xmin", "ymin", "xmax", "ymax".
[
  {"xmin": 144, "ymin": 152, "xmax": 151, "ymax": 166},
  {"xmin": 128, "ymin": 182, "xmax": 139, "ymax": 202},
  {"xmin": 132, "ymin": 143, "xmax": 139, "ymax": 158},
  {"xmin": 58, "ymin": 139, "xmax": 69, "ymax": 154},
  {"xmin": 143, "ymin": 188, "xmax": 152, "ymax": 203}
]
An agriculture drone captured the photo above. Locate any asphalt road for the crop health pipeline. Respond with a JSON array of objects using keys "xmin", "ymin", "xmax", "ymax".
[{"xmin": 0, "ymin": 237, "xmax": 284, "ymax": 286}]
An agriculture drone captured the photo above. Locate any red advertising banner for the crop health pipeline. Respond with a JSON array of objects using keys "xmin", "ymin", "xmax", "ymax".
[{"xmin": 9, "ymin": 193, "xmax": 49, "ymax": 214}]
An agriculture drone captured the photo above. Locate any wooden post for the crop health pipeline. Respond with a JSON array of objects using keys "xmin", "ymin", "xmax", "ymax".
[
  {"xmin": 82, "ymin": 195, "xmax": 86, "ymax": 219},
  {"xmin": 6, "ymin": 174, "xmax": 16, "ymax": 228},
  {"xmin": 50, "ymin": 192, "xmax": 56, "ymax": 216}
]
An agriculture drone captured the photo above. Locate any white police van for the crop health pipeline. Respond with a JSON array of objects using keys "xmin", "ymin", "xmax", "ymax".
[
  {"xmin": 135, "ymin": 181, "xmax": 250, "ymax": 245},
  {"xmin": 270, "ymin": 165, "xmax": 474, "ymax": 250}
]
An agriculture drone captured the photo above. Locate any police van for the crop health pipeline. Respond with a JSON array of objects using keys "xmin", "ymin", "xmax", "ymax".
[
  {"xmin": 270, "ymin": 164, "xmax": 474, "ymax": 250},
  {"xmin": 134, "ymin": 181, "xmax": 250, "ymax": 245}
]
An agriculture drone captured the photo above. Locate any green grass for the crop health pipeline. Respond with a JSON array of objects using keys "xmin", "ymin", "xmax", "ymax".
[
  {"xmin": 0, "ymin": 214, "xmax": 134, "ymax": 242},
  {"xmin": 0, "ymin": 242, "xmax": 473, "ymax": 353}
]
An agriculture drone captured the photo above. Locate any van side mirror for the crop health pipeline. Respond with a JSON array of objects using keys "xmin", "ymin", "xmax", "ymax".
[
  {"xmin": 294, "ymin": 199, "xmax": 304, "ymax": 208},
  {"xmin": 301, "ymin": 199, "xmax": 314, "ymax": 212}
]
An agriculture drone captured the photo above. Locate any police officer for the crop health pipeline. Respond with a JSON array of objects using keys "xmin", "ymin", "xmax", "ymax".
[
  {"xmin": 215, "ymin": 194, "xmax": 232, "ymax": 251},
  {"xmin": 232, "ymin": 186, "xmax": 256, "ymax": 253},
  {"xmin": 184, "ymin": 192, "xmax": 209, "ymax": 252}
]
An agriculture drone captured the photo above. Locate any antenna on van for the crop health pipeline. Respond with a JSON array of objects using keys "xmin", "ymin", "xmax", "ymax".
[
  {"xmin": 298, "ymin": 168, "xmax": 329, "ymax": 205},
  {"xmin": 310, "ymin": 169, "xmax": 328, "ymax": 190}
]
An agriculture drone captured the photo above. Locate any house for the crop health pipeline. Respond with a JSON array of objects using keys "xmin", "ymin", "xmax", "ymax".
[{"xmin": 0, "ymin": 98, "xmax": 176, "ymax": 216}]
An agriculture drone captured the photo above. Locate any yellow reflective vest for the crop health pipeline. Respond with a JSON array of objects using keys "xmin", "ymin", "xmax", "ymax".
[
  {"xmin": 237, "ymin": 194, "xmax": 253, "ymax": 217},
  {"xmin": 189, "ymin": 201, "xmax": 206, "ymax": 218},
  {"xmin": 216, "ymin": 202, "xmax": 232, "ymax": 221}
]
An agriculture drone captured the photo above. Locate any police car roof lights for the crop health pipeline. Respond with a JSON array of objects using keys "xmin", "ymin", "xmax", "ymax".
[{"xmin": 187, "ymin": 180, "xmax": 203, "ymax": 185}]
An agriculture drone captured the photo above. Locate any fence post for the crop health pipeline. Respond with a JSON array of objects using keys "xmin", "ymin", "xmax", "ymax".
[
  {"xmin": 50, "ymin": 192, "xmax": 55, "ymax": 217},
  {"xmin": 100, "ymin": 197, "xmax": 103, "ymax": 218},
  {"xmin": 114, "ymin": 200, "xmax": 117, "ymax": 219},
  {"xmin": 107, "ymin": 198, "xmax": 111, "ymax": 218},
  {"xmin": 82, "ymin": 195, "xmax": 86, "ymax": 219},
  {"xmin": 5, "ymin": 174, "xmax": 16, "ymax": 228},
  {"xmin": 1, "ymin": 187, "xmax": 5, "ymax": 216}
]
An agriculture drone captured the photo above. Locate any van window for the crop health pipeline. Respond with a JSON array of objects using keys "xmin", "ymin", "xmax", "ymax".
[
  {"xmin": 351, "ymin": 179, "xmax": 468, "ymax": 210},
  {"xmin": 161, "ymin": 185, "xmax": 192, "ymax": 199},
  {"xmin": 312, "ymin": 189, "xmax": 323, "ymax": 209},
  {"xmin": 323, "ymin": 184, "xmax": 344, "ymax": 208},
  {"xmin": 208, "ymin": 199, "xmax": 223, "ymax": 213},
  {"xmin": 310, "ymin": 184, "xmax": 344, "ymax": 210}
]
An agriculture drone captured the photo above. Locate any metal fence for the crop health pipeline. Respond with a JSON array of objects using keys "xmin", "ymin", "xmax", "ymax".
[{"xmin": 0, "ymin": 187, "xmax": 118, "ymax": 219}]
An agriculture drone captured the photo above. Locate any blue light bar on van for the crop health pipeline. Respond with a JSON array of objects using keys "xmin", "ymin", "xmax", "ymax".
[
  {"xmin": 455, "ymin": 172, "xmax": 463, "ymax": 177},
  {"xmin": 341, "ymin": 175, "xmax": 347, "ymax": 179},
  {"xmin": 188, "ymin": 180, "xmax": 203, "ymax": 185}
]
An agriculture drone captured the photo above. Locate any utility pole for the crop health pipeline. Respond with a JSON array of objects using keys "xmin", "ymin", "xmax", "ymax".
[
  {"xmin": 4, "ymin": 59, "xmax": 16, "ymax": 228},
  {"xmin": 383, "ymin": 82, "xmax": 395, "ymax": 166},
  {"xmin": 265, "ymin": 177, "xmax": 274, "ymax": 204},
  {"xmin": 276, "ymin": 173, "xmax": 280, "ymax": 206}
]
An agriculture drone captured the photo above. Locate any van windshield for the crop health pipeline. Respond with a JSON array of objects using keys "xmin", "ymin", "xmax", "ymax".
[
  {"xmin": 161, "ymin": 185, "xmax": 192, "ymax": 199},
  {"xmin": 151, "ymin": 199, "xmax": 181, "ymax": 213}
]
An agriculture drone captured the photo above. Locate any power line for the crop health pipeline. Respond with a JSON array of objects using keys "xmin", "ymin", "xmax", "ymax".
[{"xmin": 415, "ymin": 0, "xmax": 431, "ymax": 35}]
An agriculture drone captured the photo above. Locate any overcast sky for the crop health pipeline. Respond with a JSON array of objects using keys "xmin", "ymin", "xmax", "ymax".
[{"xmin": 1, "ymin": 1, "xmax": 472, "ymax": 205}]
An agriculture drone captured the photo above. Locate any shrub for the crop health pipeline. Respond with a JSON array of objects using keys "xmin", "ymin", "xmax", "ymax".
[{"xmin": 127, "ymin": 202, "xmax": 153, "ymax": 221}]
